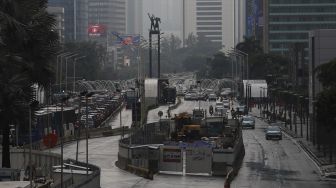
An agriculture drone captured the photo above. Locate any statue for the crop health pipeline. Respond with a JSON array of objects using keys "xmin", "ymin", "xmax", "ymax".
[
  {"xmin": 154, "ymin": 17, "xmax": 161, "ymax": 31},
  {"xmin": 148, "ymin": 13, "xmax": 155, "ymax": 31}
]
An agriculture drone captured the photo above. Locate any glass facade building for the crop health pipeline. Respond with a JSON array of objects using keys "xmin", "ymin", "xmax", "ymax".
[{"xmin": 265, "ymin": 0, "xmax": 336, "ymax": 59}]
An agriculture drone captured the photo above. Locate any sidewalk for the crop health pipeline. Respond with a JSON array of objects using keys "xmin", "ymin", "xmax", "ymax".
[{"xmin": 248, "ymin": 106, "xmax": 336, "ymax": 179}]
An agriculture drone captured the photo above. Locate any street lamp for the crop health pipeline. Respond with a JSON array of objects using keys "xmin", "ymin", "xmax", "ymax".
[
  {"xmin": 232, "ymin": 48, "xmax": 249, "ymax": 80},
  {"xmin": 60, "ymin": 95, "xmax": 69, "ymax": 188},
  {"xmin": 57, "ymin": 52, "xmax": 73, "ymax": 88},
  {"xmin": 85, "ymin": 91, "xmax": 94, "ymax": 176},
  {"xmin": 65, "ymin": 54, "xmax": 79, "ymax": 92},
  {"xmin": 28, "ymin": 100, "xmax": 39, "ymax": 188},
  {"xmin": 73, "ymin": 56, "xmax": 86, "ymax": 93},
  {"xmin": 59, "ymin": 53, "xmax": 77, "ymax": 92}
]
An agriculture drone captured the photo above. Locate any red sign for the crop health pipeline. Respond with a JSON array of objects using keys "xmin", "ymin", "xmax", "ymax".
[
  {"xmin": 88, "ymin": 24, "xmax": 106, "ymax": 37},
  {"xmin": 43, "ymin": 133, "xmax": 58, "ymax": 148}
]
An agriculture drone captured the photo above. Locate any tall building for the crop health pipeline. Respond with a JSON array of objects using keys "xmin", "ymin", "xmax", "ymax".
[
  {"xmin": 245, "ymin": 0, "xmax": 264, "ymax": 41},
  {"xmin": 127, "ymin": 0, "xmax": 143, "ymax": 35},
  {"xmin": 87, "ymin": 0, "xmax": 126, "ymax": 36},
  {"xmin": 86, "ymin": 0, "xmax": 127, "ymax": 68},
  {"xmin": 47, "ymin": 6, "xmax": 65, "ymax": 43},
  {"xmin": 264, "ymin": 0, "xmax": 336, "ymax": 57},
  {"xmin": 48, "ymin": 0, "xmax": 88, "ymax": 42},
  {"xmin": 183, "ymin": 0, "xmax": 245, "ymax": 50}
]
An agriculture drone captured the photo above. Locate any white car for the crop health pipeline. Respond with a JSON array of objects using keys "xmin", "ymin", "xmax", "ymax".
[
  {"xmin": 241, "ymin": 116, "xmax": 255, "ymax": 129},
  {"xmin": 208, "ymin": 93, "xmax": 217, "ymax": 101},
  {"xmin": 265, "ymin": 125, "xmax": 282, "ymax": 140}
]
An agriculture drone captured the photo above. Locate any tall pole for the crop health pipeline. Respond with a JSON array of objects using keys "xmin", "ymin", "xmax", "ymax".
[
  {"xmin": 247, "ymin": 54, "xmax": 249, "ymax": 80},
  {"xmin": 73, "ymin": 59, "xmax": 76, "ymax": 93},
  {"xmin": 60, "ymin": 56, "xmax": 63, "ymax": 92},
  {"xmin": 29, "ymin": 107, "xmax": 32, "ymax": 188},
  {"xmin": 65, "ymin": 58, "xmax": 69, "ymax": 92},
  {"xmin": 74, "ymin": 0, "xmax": 77, "ymax": 41},
  {"xmin": 158, "ymin": 33, "xmax": 161, "ymax": 78},
  {"xmin": 76, "ymin": 95, "xmax": 81, "ymax": 162},
  {"xmin": 149, "ymin": 32, "xmax": 152, "ymax": 78},
  {"xmin": 85, "ymin": 96, "xmax": 89, "ymax": 176},
  {"xmin": 61, "ymin": 102, "xmax": 64, "ymax": 188},
  {"xmin": 234, "ymin": 0, "xmax": 236, "ymax": 46},
  {"xmin": 120, "ymin": 107, "xmax": 123, "ymax": 138}
]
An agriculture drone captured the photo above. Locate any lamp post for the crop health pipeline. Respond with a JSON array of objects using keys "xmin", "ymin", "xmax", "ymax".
[
  {"xmin": 197, "ymin": 80, "xmax": 201, "ymax": 110},
  {"xmin": 65, "ymin": 54, "xmax": 78, "ymax": 92},
  {"xmin": 305, "ymin": 97, "xmax": 309, "ymax": 141},
  {"xmin": 85, "ymin": 91, "xmax": 94, "ymax": 176},
  {"xmin": 233, "ymin": 48, "xmax": 249, "ymax": 80},
  {"xmin": 57, "ymin": 52, "xmax": 72, "ymax": 89},
  {"xmin": 28, "ymin": 101, "xmax": 39, "ymax": 188},
  {"xmin": 60, "ymin": 95, "xmax": 69, "ymax": 188},
  {"xmin": 73, "ymin": 56, "xmax": 86, "ymax": 93}
]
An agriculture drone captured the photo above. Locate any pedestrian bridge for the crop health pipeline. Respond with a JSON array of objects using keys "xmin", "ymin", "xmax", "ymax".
[{"xmin": 75, "ymin": 78, "xmax": 234, "ymax": 93}]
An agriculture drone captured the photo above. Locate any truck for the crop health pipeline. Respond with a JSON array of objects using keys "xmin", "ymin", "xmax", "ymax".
[
  {"xmin": 125, "ymin": 89, "xmax": 138, "ymax": 109},
  {"xmin": 163, "ymin": 87, "xmax": 177, "ymax": 104}
]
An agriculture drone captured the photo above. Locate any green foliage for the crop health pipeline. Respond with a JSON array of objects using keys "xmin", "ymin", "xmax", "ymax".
[
  {"xmin": 316, "ymin": 87, "xmax": 336, "ymax": 130},
  {"xmin": 249, "ymin": 53, "xmax": 289, "ymax": 79},
  {"xmin": 316, "ymin": 58, "xmax": 336, "ymax": 131},
  {"xmin": 236, "ymin": 36, "xmax": 262, "ymax": 54},
  {"xmin": 0, "ymin": 0, "xmax": 59, "ymax": 167},
  {"xmin": 64, "ymin": 42, "xmax": 105, "ymax": 80},
  {"xmin": 316, "ymin": 58, "xmax": 336, "ymax": 89},
  {"xmin": 206, "ymin": 52, "xmax": 232, "ymax": 79},
  {"xmin": 235, "ymin": 36, "xmax": 289, "ymax": 79}
]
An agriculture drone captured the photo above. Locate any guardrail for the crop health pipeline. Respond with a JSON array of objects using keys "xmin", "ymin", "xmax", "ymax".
[{"xmin": 0, "ymin": 149, "xmax": 101, "ymax": 188}]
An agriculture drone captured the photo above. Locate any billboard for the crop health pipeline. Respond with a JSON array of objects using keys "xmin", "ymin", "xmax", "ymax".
[
  {"xmin": 112, "ymin": 34, "xmax": 140, "ymax": 45},
  {"xmin": 88, "ymin": 24, "xmax": 106, "ymax": 37}
]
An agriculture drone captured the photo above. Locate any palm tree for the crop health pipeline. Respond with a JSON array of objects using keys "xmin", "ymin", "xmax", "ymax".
[
  {"xmin": 235, "ymin": 36, "xmax": 262, "ymax": 54},
  {"xmin": 0, "ymin": 0, "xmax": 59, "ymax": 168}
]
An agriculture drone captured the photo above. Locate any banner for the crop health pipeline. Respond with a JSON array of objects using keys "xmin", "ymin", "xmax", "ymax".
[{"xmin": 112, "ymin": 34, "xmax": 140, "ymax": 45}]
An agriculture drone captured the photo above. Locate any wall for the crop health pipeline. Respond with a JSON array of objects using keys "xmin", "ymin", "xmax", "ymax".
[{"xmin": 309, "ymin": 29, "xmax": 336, "ymax": 113}]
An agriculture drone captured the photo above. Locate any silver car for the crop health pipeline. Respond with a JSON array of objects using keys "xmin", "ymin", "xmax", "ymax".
[
  {"xmin": 265, "ymin": 126, "xmax": 282, "ymax": 140},
  {"xmin": 241, "ymin": 116, "xmax": 255, "ymax": 129}
]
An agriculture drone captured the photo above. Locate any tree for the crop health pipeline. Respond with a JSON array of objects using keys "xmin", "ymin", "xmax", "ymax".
[
  {"xmin": 236, "ymin": 36, "xmax": 262, "ymax": 54},
  {"xmin": 206, "ymin": 52, "xmax": 231, "ymax": 79},
  {"xmin": 316, "ymin": 58, "xmax": 336, "ymax": 89},
  {"xmin": 0, "ymin": 0, "xmax": 59, "ymax": 167},
  {"xmin": 315, "ymin": 58, "xmax": 336, "ymax": 162},
  {"xmin": 185, "ymin": 33, "xmax": 197, "ymax": 48},
  {"xmin": 64, "ymin": 42, "xmax": 105, "ymax": 81}
]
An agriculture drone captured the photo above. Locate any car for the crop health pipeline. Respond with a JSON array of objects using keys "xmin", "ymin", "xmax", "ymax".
[
  {"xmin": 265, "ymin": 125, "xmax": 282, "ymax": 140},
  {"xmin": 208, "ymin": 93, "xmax": 217, "ymax": 101},
  {"xmin": 215, "ymin": 102, "xmax": 223, "ymax": 110},
  {"xmin": 236, "ymin": 105, "xmax": 248, "ymax": 115},
  {"xmin": 241, "ymin": 116, "xmax": 255, "ymax": 129},
  {"xmin": 184, "ymin": 93, "xmax": 192, "ymax": 100}
]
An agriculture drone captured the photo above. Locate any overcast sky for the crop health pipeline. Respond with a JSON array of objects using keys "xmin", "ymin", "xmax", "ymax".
[{"xmin": 142, "ymin": 0, "xmax": 183, "ymax": 39}]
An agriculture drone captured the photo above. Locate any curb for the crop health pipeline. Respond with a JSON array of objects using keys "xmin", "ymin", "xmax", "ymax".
[{"xmin": 250, "ymin": 109, "xmax": 336, "ymax": 181}]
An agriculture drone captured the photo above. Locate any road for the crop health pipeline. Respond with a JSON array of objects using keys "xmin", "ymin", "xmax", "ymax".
[
  {"xmin": 231, "ymin": 113, "xmax": 336, "ymax": 188},
  {"xmin": 51, "ymin": 99, "xmax": 336, "ymax": 188}
]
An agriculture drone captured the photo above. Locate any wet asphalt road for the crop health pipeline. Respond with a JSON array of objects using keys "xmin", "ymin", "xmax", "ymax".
[
  {"xmin": 231, "ymin": 116, "xmax": 336, "ymax": 188},
  {"xmin": 51, "ymin": 99, "xmax": 336, "ymax": 188}
]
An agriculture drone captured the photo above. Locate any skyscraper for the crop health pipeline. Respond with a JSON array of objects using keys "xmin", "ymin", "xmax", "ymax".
[
  {"xmin": 183, "ymin": 0, "xmax": 245, "ymax": 50},
  {"xmin": 127, "ymin": 0, "xmax": 143, "ymax": 35},
  {"xmin": 264, "ymin": 0, "xmax": 336, "ymax": 57}
]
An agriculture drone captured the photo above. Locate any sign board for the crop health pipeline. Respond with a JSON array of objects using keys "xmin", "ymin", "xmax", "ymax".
[
  {"xmin": 185, "ymin": 147, "xmax": 212, "ymax": 174},
  {"xmin": 159, "ymin": 146, "xmax": 183, "ymax": 172},
  {"xmin": 162, "ymin": 148, "xmax": 181, "ymax": 162}
]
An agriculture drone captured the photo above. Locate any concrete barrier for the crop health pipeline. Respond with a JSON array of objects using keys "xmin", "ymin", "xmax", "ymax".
[{"xmin": 0, "ymin": 148, "xmax": 101, "ymax": 188}]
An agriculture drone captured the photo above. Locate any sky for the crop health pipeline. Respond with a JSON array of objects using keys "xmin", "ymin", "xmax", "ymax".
[{"xmin": 141, "ymin": 0, "xmax": 183, "ymax": 39}]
